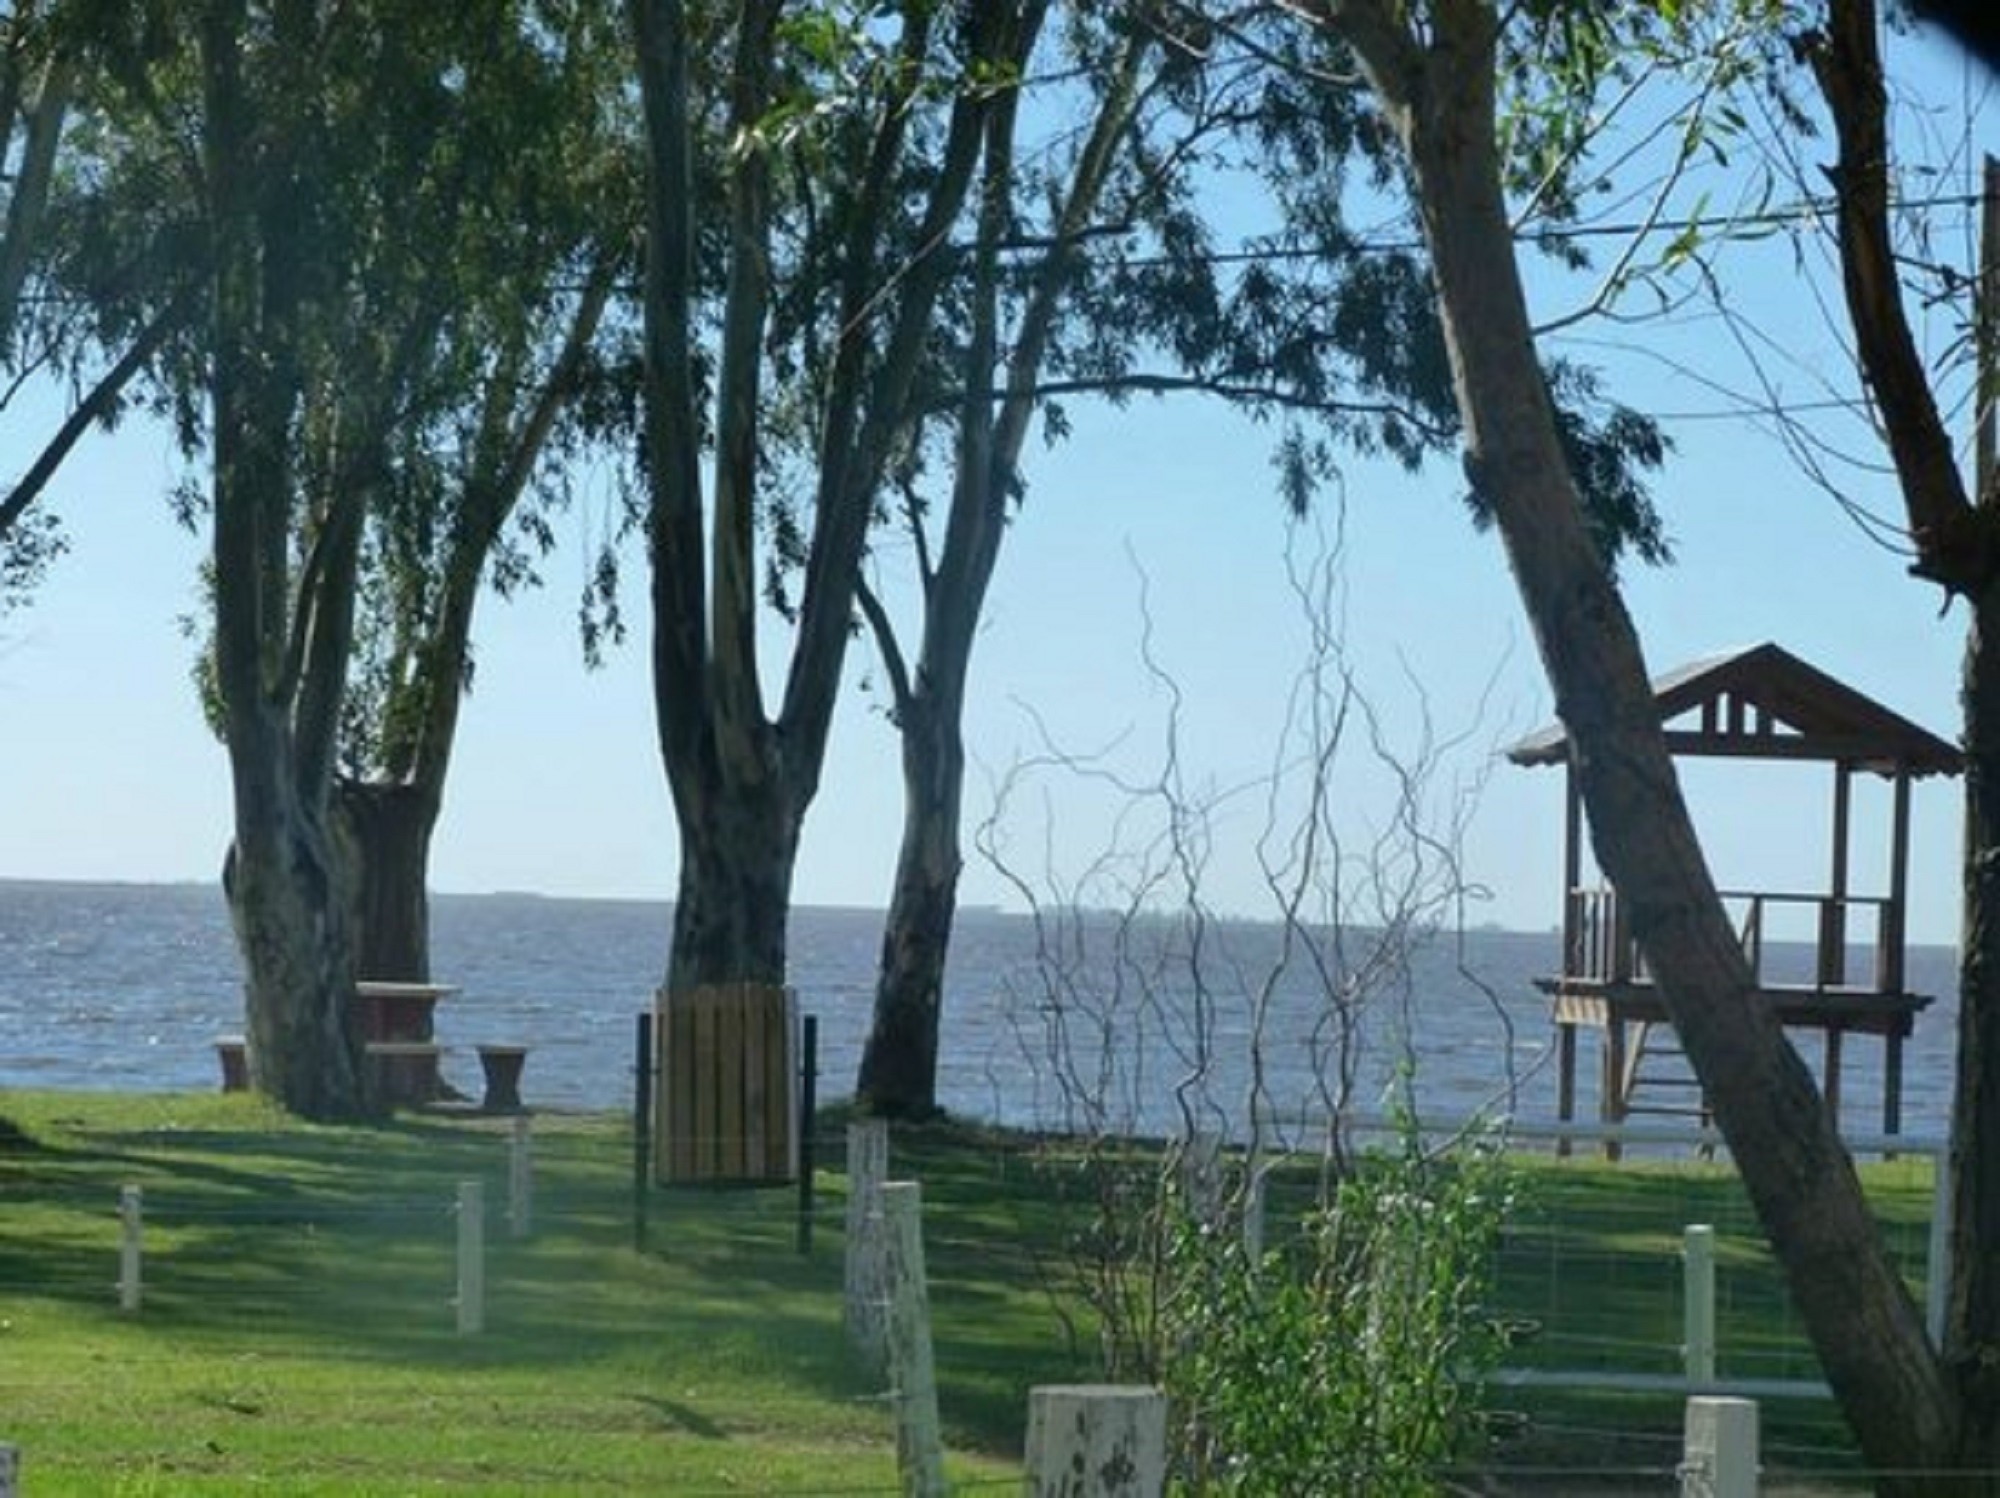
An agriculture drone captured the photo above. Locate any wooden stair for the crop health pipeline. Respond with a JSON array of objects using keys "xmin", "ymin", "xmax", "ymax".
[{"xmin": 1618, "ymin": 1020, "xmax": 1712, "ymax": 1127}]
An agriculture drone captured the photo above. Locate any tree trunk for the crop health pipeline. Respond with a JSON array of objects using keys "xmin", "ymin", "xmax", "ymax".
[
  {"xmin": 1325, "ymin": 2, "xmax": 1956, "ymax": 1481},
  {"xmin": 858, "ymin": 696, "xmax": 965, "ymax": 1118},
  {"xmin": 666, "ymin": 777, "xmax": 798, "ymax": 995},
  {"xmin": 334, "ymin": 780, "xmax": 437, "ymax": 985},
  {"xmin": 1951, "ymin": 591, "xmax": 2000, "ymax": 1472},
  {"xmin": 224, "ymin": 724, "xmax": 371, "ymax": 1122}
]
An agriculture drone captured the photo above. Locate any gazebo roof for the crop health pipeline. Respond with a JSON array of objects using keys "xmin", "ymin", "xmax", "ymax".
[{"xmin": 1507, "ymin": 641, "xmax": 1963, "ymax": 778}]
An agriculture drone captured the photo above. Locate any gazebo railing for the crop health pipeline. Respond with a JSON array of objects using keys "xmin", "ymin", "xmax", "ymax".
[{"xmin": 1563, "ymin": 887, "xmax": 1904, "ymax": 993}]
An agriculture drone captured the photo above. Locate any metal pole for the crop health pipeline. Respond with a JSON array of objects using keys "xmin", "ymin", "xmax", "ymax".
[
  {"xmin": 797, "ymin": 1014, "xmax": 818, "ymax": 1256},
  {"xmin": 634, "ymin": 1010, "xmax": 653, "ymax": 1254}
]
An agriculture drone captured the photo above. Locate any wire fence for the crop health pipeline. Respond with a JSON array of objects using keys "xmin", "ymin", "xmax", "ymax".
[{"xmin": 0, "ymin": 1101, "xmax": 1974, "ymax": 1493}]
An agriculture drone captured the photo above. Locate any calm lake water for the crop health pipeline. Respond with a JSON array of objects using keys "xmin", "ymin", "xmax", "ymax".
[{"xmin": 0, "ymin": 879, "xmax": 1963, "ymax": 1142}]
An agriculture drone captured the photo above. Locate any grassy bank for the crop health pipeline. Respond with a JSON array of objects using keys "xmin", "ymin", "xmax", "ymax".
[{"xmin": 0, "ymin": 1091, "xmax": 1931, "ymax": 1493}]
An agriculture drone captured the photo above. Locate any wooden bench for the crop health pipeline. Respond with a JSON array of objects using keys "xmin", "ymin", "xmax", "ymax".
[
  {"xmin": 214, "ymin": 1037, "xmax": 452, "ymax": 1105},
  {"xmin": 364, "ymin": 1040, "xmax": 448, "ymax": 1105},
  {"xmin": 474, "ymin": 1044, "xmax": 530, "ymax": 1113}
]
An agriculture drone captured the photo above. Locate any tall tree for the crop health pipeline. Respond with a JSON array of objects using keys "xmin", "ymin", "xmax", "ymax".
[
  {"xmin": 1808, "ymin": 0, "xmax": 2000, "ymax": 1470},
  {"xmin": 170, "ymin": 0, "xmax": 598, "ymax": 1115},
  {"xmin": 851, "ymin": 2, "xmax": 1671, "ymax": 1118},
  {"xmin": 198, "ymin": 0, "xmax": 374, "ymax": 1118},
  {"xmin": 1294, "ymin": 0, "xmax": 1975, "ymax": 1484},
  {"xmin": 627, "ymin": 0, "xmax": 1025, "ymax": 995},
  {"xmin": 0, "ymin": 2, "xmax": 188, "ymax": 611},
  {"xmin": 854, "ymin": 12, "xmax": 1163, "ymax": 1118},
  {"xmin": 330, "ymin": 8, "xmax": 629, "ymax": 983}
]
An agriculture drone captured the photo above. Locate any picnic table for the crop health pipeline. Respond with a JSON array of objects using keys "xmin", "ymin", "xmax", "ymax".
[{"xmin": 355, "ymin": 981, "xmax": 458, "ymax": 1104}]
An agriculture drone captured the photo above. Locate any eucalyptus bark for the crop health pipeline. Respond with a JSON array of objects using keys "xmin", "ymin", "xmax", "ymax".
[
  {"xmin": 667, "ymin": 772, "xmax": 799, "ymax": 994},
  {"xmin": 630, "ymin": 0, "xmax": 1006, "ymax": 996},
  {"xmin": 1957, "ymin": 597, "xmax": 2000, "ymax": 1471},
  {"xmin": 201, "ymin": 0, "xmax": 369, "ymax": 1121},
  {"xmin": 858, "ymin": 693, "xmax": 968, "ymax": 1117},
  {"xmin": 855, "ymin": 14, "xmax": 1136, "ymax": 1116},
  {"xmin": 335, "ymin": 782, "xmax": 435, "ymax": 983},
  {"xmin": 1812, "ymin": 2, "xmax": 2000, "ymax": 1472},
  {"xmin": 1321, "ymin": 0, "xmax": 1952, "ymax": 1481},
  {"xmin": 334, "ymin": 262, "xmax": 612, "ymax": 985}
]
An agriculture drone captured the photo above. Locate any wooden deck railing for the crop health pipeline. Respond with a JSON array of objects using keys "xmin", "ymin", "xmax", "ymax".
[{"xmin": 1563, "ymin": 887, "xmax": 1904, "ymax": 992}]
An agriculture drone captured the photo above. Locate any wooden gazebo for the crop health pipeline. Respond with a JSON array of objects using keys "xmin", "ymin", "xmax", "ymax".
[{"xmin": 1508, "ymin": 642, "xmax": 1961, "ymax": 1139}]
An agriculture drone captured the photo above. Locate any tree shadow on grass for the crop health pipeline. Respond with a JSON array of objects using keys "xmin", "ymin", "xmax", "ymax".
[{"xmin": 0, "ymin": 1104, "xmax": 1090, "ymax": 1460}]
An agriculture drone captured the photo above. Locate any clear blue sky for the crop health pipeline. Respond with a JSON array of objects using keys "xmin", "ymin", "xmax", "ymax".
[{"xmin": 0, "ymin": 23, "xmax": 1992, "ymax": 951}]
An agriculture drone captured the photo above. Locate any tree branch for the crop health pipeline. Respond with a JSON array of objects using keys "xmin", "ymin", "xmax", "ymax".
[
  {"xmin": 629, "ymin": 0, "xmax": 712, "ymax": 806},
  {"xmin": 1003, "ymin": 372, "xmax": 1453, "ymax": 438},
  {"xmin": 779, "ymin": 2, "xmax": 1031, "ymax": 788},
  {"xmin": 0, "ymin": 289, "xmax": 191, "ymax": 544},
  {"xmin": 0, "ymin": 45, "xmax": 73, "ymax": 355},
  {"xmin": 1809, "ymin": 0, "xmax": 1982, "ymax": 595},
  {"xmin": 854, "ymin": 571, "xmax": 914, "ymax": 718}
]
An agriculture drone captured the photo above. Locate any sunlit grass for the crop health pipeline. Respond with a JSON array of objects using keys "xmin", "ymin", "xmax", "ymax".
[
  {"xmin": 0, "ymin": 1091, "xmax": 1045, "ymax": 1496},
  {"xmin": 0, "ymin": 1090, "xmax": 1925, "ymax": 1491}
]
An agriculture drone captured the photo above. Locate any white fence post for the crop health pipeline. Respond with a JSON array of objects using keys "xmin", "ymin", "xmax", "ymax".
[
  {"xmin": 1183, "ymin": 1131, "xmax": 1223, "ymax": 1229},
  {"xmin": 1242, "ymin": 1164, "xmax": 1267, "ymax": 1265},
  {"xmin": 0, "ymin": 1440, "xmax": 18, "ymax": 1498},
  {"xmin": 118, "ymin": 1185, "xmax": 143, "ymax": 1314},
  {"xmin": 845, "ymin": 1119, "xmax": 890, "ymax": 1375},
  {"xmin": 1682, "ymin": 1395, "xmax": 1758, "ymax": 1498},
  {"xmin": 882, "ymin": 1181, "xmax": 945, "ymax": 1498},
  {"xmin": 1684, "ymin": 1224, "xmax": 1716, "ymax": 1384},
  {"xmin": 1024, "ymin": 1385, "xmax": 1167, "ymax": 1497},
  {"xmin": 508, "ymin": 1114, "xmax": 533, "ymax": 1240},
  {"xmin": 456, "ymin": 1180, "xmax": 485, "ymax": 1335}
]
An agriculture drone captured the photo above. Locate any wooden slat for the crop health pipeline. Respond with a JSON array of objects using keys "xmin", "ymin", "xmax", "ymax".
[
  {"xmin": 777, "ymin": 987, "xmax": 799, "ymax": 1177},
  {"xmin": 694, "ymin": 990, "xmax": 719, "ymax": 1178},
  {"xmin": 718, "ymin": 987, "xmax": 745, "ymax": 1178},
  {"xmin": 657, "ymin": 982, "xmax": 798, "ymax": 1184},
  {"xmin": 667, "ymin": 991, "xmax": 693, "ymax": 1180},
  {"xmin": 745, "ymin": 988, "xmax": 769, "ymax": 1176}
]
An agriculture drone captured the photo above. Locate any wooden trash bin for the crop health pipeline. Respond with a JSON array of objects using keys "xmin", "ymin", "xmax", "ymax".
[{"xmin": 654, "ymin": 983, "xmax": 798, "ymax": 1184}]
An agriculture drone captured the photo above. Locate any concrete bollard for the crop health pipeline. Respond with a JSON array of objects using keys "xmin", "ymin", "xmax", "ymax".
[
  {"xmin": 118, "ymin": 1185, "xmax": 143, "ymax": 1313},
  {"xmin": 1024, "ymin": 1385, "xmax": 1167, "ymax": 1497},
  {"xmin": 1684, "ymin": 1224, "xmax": 1717, "ymax": 1384},
  {"xmin": 883, "ymin": 1182, "xmax": 945, "ymax": 1498},
  {"xmin": 844, "ymin": 1119, "xmax": 890, "ymax": 1375},
  {"xmin": 508, "ymin": 1114, "xmax": 533, "ymax": 1240},
  {"xmin": 456, "ymin": 1180, "xmax": 485, "ymax": 1335},
  {"xmin": 1682, "ymin": 1396, "xmax": 1759, "ymax": 1498}
]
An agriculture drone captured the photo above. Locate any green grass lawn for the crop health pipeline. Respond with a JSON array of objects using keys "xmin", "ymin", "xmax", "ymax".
[
  {"xmin": 0, "ymin": 1092, "xmax": 1930, "ymax": 1493},
  {"xmin": 0, "ymin": 1091, "xmax": 1066, "ymax": 1496}
]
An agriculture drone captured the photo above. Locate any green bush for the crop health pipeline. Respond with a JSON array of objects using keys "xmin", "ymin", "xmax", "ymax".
[{"xmin": 1161, "ymin": 1135, "xmax": 1514, "ymax": 1495}]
